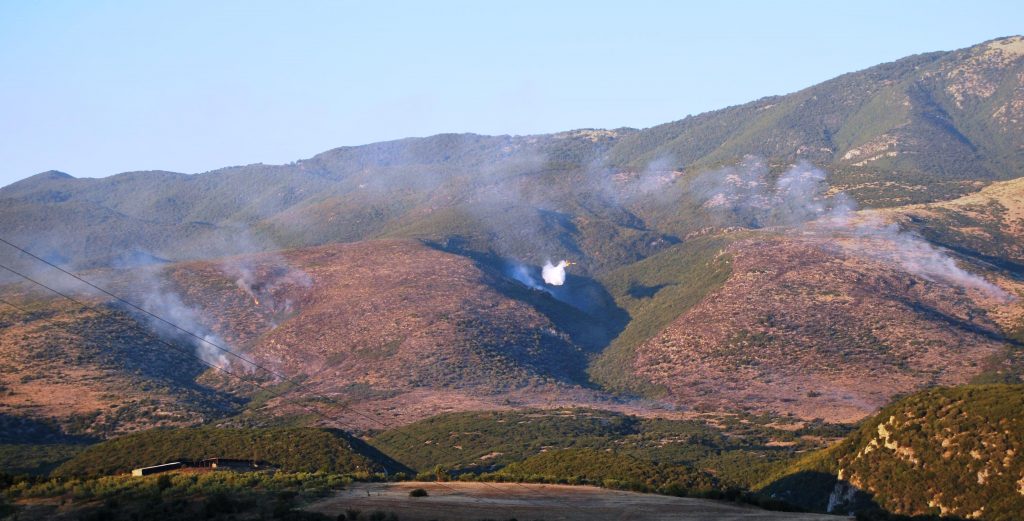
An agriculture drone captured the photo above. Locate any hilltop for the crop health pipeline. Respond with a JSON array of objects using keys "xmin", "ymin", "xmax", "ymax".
[{"xmin": 762, "ymin": 384, "xmax": 1024, "ymax": 520}]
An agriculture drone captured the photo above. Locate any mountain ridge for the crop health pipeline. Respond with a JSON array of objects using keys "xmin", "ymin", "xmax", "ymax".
[{"xmin": 3, "ymin": 36, "xmax": 1023, "ymax": 274}]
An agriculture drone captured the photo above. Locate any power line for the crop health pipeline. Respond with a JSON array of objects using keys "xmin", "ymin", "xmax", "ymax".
[
  {"xmin": 0, "ymin": 271, "xmax": 521, "ymax": 513},
  {"xmin": 0, "ymin": 237, "xmax": 265, "ymax": 370},
  {"xmin": 0, "ymin": 237, "xmax": 412, "ymax": 434},
  {"xmin": 0, "ymin": 242, "xmax": 593, "ymax": 519}
]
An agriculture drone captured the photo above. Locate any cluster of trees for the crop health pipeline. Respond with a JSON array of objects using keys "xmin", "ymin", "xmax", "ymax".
[{"xmin": 54, "ymin": 427, "xmax": 388, "ymax": 477}]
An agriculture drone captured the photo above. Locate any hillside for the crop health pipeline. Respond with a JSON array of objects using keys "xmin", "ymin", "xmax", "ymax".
[
  {"xmin": 894, "ymin": 176, "xmax": 1024, "ymax": 272},
  {"xmin": 589, "ymin": 235, "xmax": 737, "ymax": 394},
  {"xmin": 621, "ymin": 233, "xmax": 1013, "ymax": 422},
  {"xmin": 112, "ymin": 240, "xmax": 633, "ymax": 429},
  {"xmin": 3, "ymin": 169, "xmax": 1021, "ymax": 435},
  {"xmin": 596, "ymin": 163, "xmax": 1024, "ymax": 422},
  {"xmin": 0, "ymin": 238, "xmax": 628, "ymax": 443},
  {"xmin": 761, "ymin": 384, "xmax": 1024, "ymax": 521},
  {"xmin": 0, "ymin": 295, "xmax": 240, "ymax": 441}
]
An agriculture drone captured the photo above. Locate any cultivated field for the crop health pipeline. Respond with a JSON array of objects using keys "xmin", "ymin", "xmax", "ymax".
[{"xmin": 305, "ymin": 482, "xmax": 843, "ymax": 521}]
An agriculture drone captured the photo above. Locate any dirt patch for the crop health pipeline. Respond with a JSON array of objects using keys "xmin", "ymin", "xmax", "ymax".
[{"xmin": 304, "ymin": 481, "xmax": 839, "ymax": 521}]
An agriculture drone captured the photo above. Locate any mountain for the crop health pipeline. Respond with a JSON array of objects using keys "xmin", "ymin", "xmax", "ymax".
[
  {"xmin": 1, "ymin": 36, "xmax": 1023, "ymax": 441},
  {"xmin": 2, "ymin": 37, "xmax": 1023, "ymax": 274},
  {"xmin": 762, "ymin": 384, "xmax": 1024, "ymax": 521}
]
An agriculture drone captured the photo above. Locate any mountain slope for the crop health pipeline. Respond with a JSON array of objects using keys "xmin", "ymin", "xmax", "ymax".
[
  {"xmin": 611, "ymin": 37, "xmax": 1024, "ymax": 205},
  {"xmin": 619, "ymin": 233, "xmax": 1012, "ymax": 422},
  {"xmin": 114, "ymin": 240, "xmax": 628, "ymax": 429},
  {"xmin": 599, "ymin": 164, "xmax": 1024, "ymax": 422},
  {"xmin": 895, "ymin": 176, "xmax": 1024, "ymax": 271},
  {"xmin": 0, "ymin": 238, "xmax": 629, "ymax": 436},
  {"xmin": 0, "ymin": 296, "xmax": 240, "ymax": 440}
]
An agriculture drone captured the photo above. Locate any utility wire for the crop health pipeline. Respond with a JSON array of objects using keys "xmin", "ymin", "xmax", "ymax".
[
  {"xmin": 0, "ymin": 270, "xmax": 520, "ymax": 513},
  {"xmin": 0, "ymin": 237, "xmax": 266, "ymax": 369}
]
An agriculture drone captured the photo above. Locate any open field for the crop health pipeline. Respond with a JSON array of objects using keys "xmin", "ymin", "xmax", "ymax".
[{"xmin": 304, "ymin": 482, "xmax": 843, "ymax": 521}]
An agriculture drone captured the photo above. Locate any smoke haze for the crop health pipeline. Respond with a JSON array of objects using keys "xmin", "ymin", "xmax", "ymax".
[
  {"xmin": 695, "ymin": 158, "xmax": 1012, "ymax": 301},
  {"xmin": 139, "ymin": 288, "xmax": 233, "ymax": 370}
]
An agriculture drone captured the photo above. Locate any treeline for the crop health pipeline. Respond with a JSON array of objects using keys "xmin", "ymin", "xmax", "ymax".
[
  {"xmin": 494, "ymin": 448, "xmax": 716, "ymax": 492},
  {"xmin": 2, "ymin": 469, "xmax": 353, "ymax": 520},
  {"xmin": 54, "ymin": 427, "xmax": 393, "ymax": 477}
]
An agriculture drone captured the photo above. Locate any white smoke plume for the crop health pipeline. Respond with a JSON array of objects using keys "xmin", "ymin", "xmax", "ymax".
[
  {"xmin": 542, "ymin": 260, "xmax": 567, "ymax": 286},
  {"xmin": 835, "ymin": 216, "xmax": 1012, "ymax": 301},
  {"xmin": 508, "ymin": 263, "xmax": 544, "ymax": 291},
  {"xmin": 697, "ymin": 157, "xmax": 1013, "ymax": 302},
  {"xmin": 232, "ymin": 265, "xmax": 259, "ymax": 304},
  {"xmin": 140, "ymin": 288, "xmax": 233, "ymax": 370}
]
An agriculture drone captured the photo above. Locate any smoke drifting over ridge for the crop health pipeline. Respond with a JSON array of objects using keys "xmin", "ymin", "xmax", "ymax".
[
  {"xmin": 825, "ymin": 215, "xmax": 1011, "ymax": 300},
  {"xmin": 695, "ymin": 157, "xmax": 1012, "ymax": 301},
  {"xmin": 696, "ymin": 157, "xmax": 854, "ymax": 227},
  {"xmin": 0, "ymin": 226, "xmax": 313, "ymax": 374}
]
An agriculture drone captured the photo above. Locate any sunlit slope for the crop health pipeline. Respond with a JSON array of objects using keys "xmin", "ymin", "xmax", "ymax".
[
  {"xmin": 618, "ymin": 234, "xmax": 1013, "ymax": 422},
  {"xmin": 0, "ymin": 296, "xmax": 239, "ymax": 440},
  {"xmin": 761, "ymin": 384, "xmax": 1024, "ymax": 520}
]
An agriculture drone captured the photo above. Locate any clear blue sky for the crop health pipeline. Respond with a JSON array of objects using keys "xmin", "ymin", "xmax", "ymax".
[{"xmin": 1, "ymin": 1, "xmax": 1022, "ymax": 186}]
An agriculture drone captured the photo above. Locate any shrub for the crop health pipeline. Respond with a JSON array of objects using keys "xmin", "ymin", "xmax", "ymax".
[{"xmin": 408, "ymin": 488, "xmax": 428, "ymax": 497}]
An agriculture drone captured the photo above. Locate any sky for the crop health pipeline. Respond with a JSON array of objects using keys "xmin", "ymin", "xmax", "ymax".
[{"xmin": 1, "ymin": 1, "xmax": 1022, "ymax": 186}]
